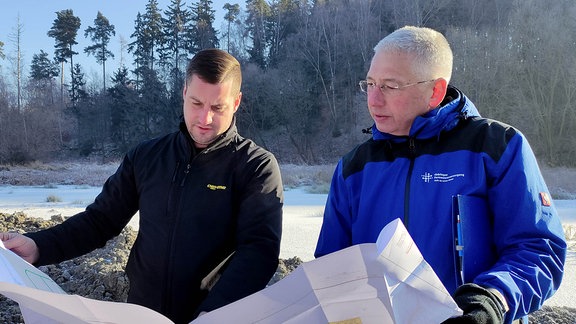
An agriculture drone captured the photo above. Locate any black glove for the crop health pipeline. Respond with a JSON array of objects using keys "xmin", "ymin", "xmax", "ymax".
[{"xmin": 442, "ymin": 283, "xmax": 506, "ymax": 324}]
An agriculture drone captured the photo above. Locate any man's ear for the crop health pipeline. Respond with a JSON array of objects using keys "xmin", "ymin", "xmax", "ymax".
[
  {"xmin": 233, "ymin": 92, "xmax": 242, "ymax": 113},
  {"xmin": 429, "ymin": 78, "xmax": 448, "ymax": 108}
]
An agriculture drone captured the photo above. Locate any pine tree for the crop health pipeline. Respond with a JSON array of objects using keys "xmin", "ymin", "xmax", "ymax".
[
  {"xmin": 84, "ymin": 11, "xmax": 116, "ymax": 91},
  {"xmin": 128, "ymin": 0, "xmax": 164, "ymax": 83},
  {"xmin": 189, "ymin": 0, "xmax": 219, "ymax": 52},
  {"xmin": 0, "ymin": 40, "xmax": 5, "ymax": 59},
  {"xmin": 268, "ymin": 0, "xmax": 302, "ymax": 67},
  {"xmin": 69, "ymin": 63, "xmax": 87, "ymax": 106},
  {"xmin": 223, "ymin": 3, "xmax": 240, "ymax": 52},
  {"xmin": 160, "ymin": 0, "xmax": 191, "ymax": 73},
  {"xmin": 29, "ymin": 50, "xmax": 59, "ymax": 80},
  {"xmin": 29, "ymin": 50, "xmax": 60, "ymax": 105},
  {"xmin": 245, "ymin": 0, "xmax": 271, "ymax": 68},
  {"xmin": 108, "ymin": 67, "xmax": 139, "ymax": 151},
  {"xmin": 47, "ymin": 9, "xmax": 81, "ymax": 105}
]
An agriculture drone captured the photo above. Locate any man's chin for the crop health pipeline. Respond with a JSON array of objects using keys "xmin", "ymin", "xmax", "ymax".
[{"xmin": 191, "ymin": 134, "xmax": 216, "ymax": 148}]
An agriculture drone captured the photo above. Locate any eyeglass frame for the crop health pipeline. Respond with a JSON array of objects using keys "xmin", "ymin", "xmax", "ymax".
[{"xmin": 358, "ymin": 79, "xmax": 436, "ymax": 94}]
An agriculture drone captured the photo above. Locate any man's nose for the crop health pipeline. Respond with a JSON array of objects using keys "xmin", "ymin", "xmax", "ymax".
[
  {"xmin": 198, "ymin": 107, "xmax": 213, "ymax": 124},
  {"xmin": 367, "ymin": 88, "xmax": 384, "ymax": 105}
]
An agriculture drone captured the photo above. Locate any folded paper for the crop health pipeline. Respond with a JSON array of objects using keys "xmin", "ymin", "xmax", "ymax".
[{"xmin": 0, "ymin": 219, "xmax": 462, "ymax": 323}]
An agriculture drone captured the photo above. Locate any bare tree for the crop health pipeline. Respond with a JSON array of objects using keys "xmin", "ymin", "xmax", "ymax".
[
  {"xmin": 385, "ymin": 0, "xmax": 451, "ymax": 27},
  {"xmin": 506, "ymin": 0, "xmax": 576, "ymax": 166},
  {"xmin": 7, "ymin": 15, "xmax": 25, "ymax": 111},
  {"xmin": 448, "ymin": 0, "xmax": 576, "ymax": 167}
]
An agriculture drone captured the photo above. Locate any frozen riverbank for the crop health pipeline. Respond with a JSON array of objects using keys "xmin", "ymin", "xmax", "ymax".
[{"xmin": 1, "ymin": 184, "xmax": 575, "ymax": 310}]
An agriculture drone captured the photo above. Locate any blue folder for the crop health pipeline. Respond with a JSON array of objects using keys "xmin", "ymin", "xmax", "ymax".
[{"xmin": 452, "ymin": 195, "xmax": 497, "ymax": 285}]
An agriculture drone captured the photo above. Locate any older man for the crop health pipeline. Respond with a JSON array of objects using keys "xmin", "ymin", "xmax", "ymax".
[{"xmin": 315, "ymin": 26, "xmax": 566, "ymax": 323}]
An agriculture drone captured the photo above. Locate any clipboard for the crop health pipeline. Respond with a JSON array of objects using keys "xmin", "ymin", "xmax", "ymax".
[{"xmin": 452, "ymin": 195, "xmax": 497, "ymax": 285}]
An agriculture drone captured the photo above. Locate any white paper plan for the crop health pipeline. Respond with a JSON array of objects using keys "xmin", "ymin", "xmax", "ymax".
[
  {"xmin": 0, "ymin": 239, "xmax": 172, "ymax": 323},
  {"xmin": 0, "ymin": 219, "xmax": 462, "ymax": 323},
  {"xmin": 192, "ymin": 219, "xmax": 462, "ymax": 323}
]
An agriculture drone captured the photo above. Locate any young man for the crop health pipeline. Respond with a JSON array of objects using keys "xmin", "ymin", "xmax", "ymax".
[
  {"xmin": 1, "ymin": 49, "xmax": 283, "ymax": 324},
  {"xmin": 315, "ymin": 26, "xmax": 566, "ymax": 323}
]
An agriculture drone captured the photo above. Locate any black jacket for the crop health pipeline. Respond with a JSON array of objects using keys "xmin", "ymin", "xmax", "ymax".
[{"xmin": 27, "ymin": 120, "xmax": 283, "ymax": 323}]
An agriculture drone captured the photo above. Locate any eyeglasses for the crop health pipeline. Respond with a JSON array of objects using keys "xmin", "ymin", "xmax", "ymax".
[{"xmin": 359, "ymin": 79, "xmax": 435, "ymax": 95}]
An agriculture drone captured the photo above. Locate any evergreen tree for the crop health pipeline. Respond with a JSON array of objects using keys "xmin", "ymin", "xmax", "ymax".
[
  {"xmin": 138, "ymin": 67, "xmax": 170, "ymax": 137},
  {"xmin": 160, "ymin": 0, "xmax": 191, "ymax": 73},
  {"xmin": 223, "ymin": 3, "xmax": 240, "ymax": 52},
  {"xmin": 245, "ymin": 0, "xmax": 271, "ymax": 68},
  {"xmin": 268, "ymin": 0, "xmax": 302, "ymax": 67},
  {"xmin": 29, "ymin": 50, "xmax": 59, "ymax": 81},
  {"xmin": 28, "ymin": 50, "xmax": 59, "ymax": 105},
  {"xmin": 84, "ymin": 11, "xmax": 116, "ymax": 91},
  {"xmin": 128, "ymin": 0, "xmax": 164, "ymax": 83},
  {"xmin": 166, "ymin": 67, "xmax": 184, "ymax": 129},
  {"xmin": 189, "ymin": 0, "xmax": 219, "ymax": 51},
  {"xmin": 108, "ymin": 66, "xmax": 139, "ymax": 152},
  {"xmin": 47, "ymin": 9, "xmax": 81, "ymax": 105},
  {"xmin": 128, "ymin": 13, "xmax": 146, "ymax": 86},
  {"xmin": 69, "ymin": 63, "xmax": 87, "ymax": 105}
]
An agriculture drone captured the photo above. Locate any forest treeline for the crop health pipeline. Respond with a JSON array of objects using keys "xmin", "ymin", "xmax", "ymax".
[{"xmin": 0, "ymin": 0, "xmax": 575, "ymax": 167}]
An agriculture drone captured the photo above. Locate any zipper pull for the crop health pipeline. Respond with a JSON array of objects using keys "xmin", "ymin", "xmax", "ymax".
[{"xmin": 180, "ymin": 163, "xmax": 191, "ymax": 186}]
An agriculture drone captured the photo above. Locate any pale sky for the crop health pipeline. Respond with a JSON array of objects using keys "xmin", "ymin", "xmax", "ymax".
[{"xmin": 0, "ymin": 0, "xmax": 238, "ymax": 84}]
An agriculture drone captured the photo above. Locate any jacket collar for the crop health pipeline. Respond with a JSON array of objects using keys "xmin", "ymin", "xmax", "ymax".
[
  {"xmin": 372, "ymin": 85, "xmax": 480, "ymax": 141},
  {"xmin": 179, "ymin": 116, "xmax": 238, "ymax": 153}
]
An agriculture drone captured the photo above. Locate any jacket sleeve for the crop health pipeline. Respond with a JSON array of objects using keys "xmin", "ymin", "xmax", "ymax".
[
  {"xmin": 25, "ymin": 153, "xmax": 139, "ymax": 266},
  {"xmin": 314, "ymin": 160, "xmax": 353, "ymax": 258},
  {"xmin": 474, "ymin": 132, "xmax": 567, "ymax": 323},
  {"xmin": 196, "ymin": 150, "xmax": 283, "ymax": 314}
]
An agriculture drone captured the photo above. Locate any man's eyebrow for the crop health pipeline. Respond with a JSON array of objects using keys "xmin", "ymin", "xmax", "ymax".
[
  {"xmin": 189, "ymin": 95, "xmax": 202, "ymax": 102},
  {"xmin": 367, "ymin": 76, "xmax": 399, "ymax": 82}
]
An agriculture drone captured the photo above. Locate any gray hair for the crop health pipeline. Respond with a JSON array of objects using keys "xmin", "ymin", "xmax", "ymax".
[{"xmin": 374, "ymin": 26, "xmax": 453, "ymax": 83}]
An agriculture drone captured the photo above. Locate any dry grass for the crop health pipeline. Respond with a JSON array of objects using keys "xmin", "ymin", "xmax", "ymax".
[{"xmin": 280, "ymin": 164, "xmax": 334, "ymax": 192}]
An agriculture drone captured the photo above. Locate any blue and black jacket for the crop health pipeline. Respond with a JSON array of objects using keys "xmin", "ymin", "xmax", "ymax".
[{"xmin": 315, "ymin": 86, "xmax": 566, "ymax": 322}]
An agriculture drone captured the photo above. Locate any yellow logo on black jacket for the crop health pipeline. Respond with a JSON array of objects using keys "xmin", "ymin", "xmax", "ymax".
[{"xmin": 207, "ymin": 184, "xmax": 227, "ymax": 191}]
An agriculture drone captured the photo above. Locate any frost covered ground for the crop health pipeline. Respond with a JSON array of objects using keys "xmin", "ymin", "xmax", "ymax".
[{"xmin": 0, "ymin": 161, "xmax": 575, "ymax": 322}]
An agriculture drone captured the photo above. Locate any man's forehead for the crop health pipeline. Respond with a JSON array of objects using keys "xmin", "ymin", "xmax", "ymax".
[{"xmin": 368, "ymin": 51, "xmax": 414, "ymax": 76}]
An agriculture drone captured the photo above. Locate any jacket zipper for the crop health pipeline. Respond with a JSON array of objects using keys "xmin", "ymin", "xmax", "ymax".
[
  {"xmin": 403, "ymin": 138, "xmax": 416, "ymax": 228},
  {"xmin": 180, "ymin": 162, "xmax": 191, "ymax": 186},
  {"xmin": 161, "ymin": 134, "xmax": 222, "ymax": 315},
  {"xmin": 180, "ymin": 147, "xmax": 210, "ymax": 187},
  {"xmin": 171, "ymin": 162, "xmax": 180, "ymax": 183},
  {"xmin": 164, "ymin": 157, "xmax": 193, "ymax": 313}
]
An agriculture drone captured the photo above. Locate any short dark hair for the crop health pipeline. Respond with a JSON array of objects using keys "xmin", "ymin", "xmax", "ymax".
[{"xmin": 185, "ymin": 49, "xmax": 242, "ymax": 95}]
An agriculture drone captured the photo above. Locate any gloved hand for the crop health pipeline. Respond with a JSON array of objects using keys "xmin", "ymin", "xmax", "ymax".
[{"xmin": 442, "ymin": 283, "xmax": 506, "ymax": 324}]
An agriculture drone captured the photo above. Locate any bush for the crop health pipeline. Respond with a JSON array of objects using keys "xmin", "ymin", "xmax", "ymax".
[{"xmin": 46, "ymin": 194, "xmax": 62, "ymax": 202}]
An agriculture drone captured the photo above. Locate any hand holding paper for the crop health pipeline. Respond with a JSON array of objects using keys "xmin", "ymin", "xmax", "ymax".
[
  {"xmin": 0, "ymin": 239, "xmax": 64, "ymax": 294},
  {"xmin": 376, "ymin": 219, "xmax": 462, "ymax": 323},
  {"xmin": 0, "ymin": 239, "xmax": 173, "ymax": 323},
  {"xmin": 0, "ymin": 218, "xmax": 462, "ymax": 323},
  {"xmin": 193, "ymin": 218, "xmax": 462, "ymax": 323}
]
